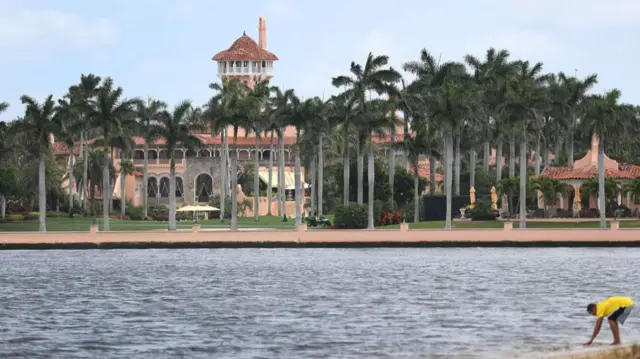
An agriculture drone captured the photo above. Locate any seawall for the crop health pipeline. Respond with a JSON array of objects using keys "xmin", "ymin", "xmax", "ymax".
[{"xmin": 1, "ymin": 222, "xmax": 639, "ymax": 250}]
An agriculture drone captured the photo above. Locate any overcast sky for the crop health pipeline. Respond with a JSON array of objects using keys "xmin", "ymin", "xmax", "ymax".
[{"xmin": 1, "ymin": 0, "xmax": 639, "ymax": 121}]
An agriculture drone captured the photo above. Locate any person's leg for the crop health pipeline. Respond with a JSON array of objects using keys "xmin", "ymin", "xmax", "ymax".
[{"xmin": 608, "ymin": 319, "xmax": 621, "ymax": 345}]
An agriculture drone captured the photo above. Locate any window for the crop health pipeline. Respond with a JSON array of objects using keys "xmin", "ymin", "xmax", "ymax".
[
  {"xmin": 243, "ymin": 61, "xmax": 249, "ymax": 67},
  {"xmin": 262, "ymin": 61, "xmax": 266, "ymax": 67},
  {"xmin": 229, "ymin": 61, "xmax": 233, "ymax": 68},
  {"xmin": 235, "ymin": 61, "xmax": 241, "ymax": 67}
]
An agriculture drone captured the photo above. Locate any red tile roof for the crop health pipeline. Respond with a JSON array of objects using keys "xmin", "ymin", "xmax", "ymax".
[
  {"xmin": 212, "ymin": 33, "xmax": 278, "ymax": 62},
  {"xmin": 410, "ymin": 160, "xmax": 444, "ymax": 183},
  {"xmin": 540, "ymin": 164, "xmax": 640, "ymax": 180}
]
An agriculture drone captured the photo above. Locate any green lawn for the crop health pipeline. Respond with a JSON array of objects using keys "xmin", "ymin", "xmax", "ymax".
[
  {"xmin": 2, "ymin": 216, "xmax": 639, "ymax": 232},
  {"xmin": 379, "ymin": 220, "xmax": 640, "ymax": 229},
  {"xmin": 0, "ymin": 216, "xmax": 297, "ymax": 232}
]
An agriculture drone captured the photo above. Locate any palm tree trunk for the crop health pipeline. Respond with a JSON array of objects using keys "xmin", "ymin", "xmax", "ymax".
[
  {"xmin": 554, "ymin": 139, "xmax": 562, "ymax": 164},
  {"xmin": 388, "ymin": 144, "xmax": 395, "ymax": 210},
  {"xmin": 454, "ymin": 134, "xmax": 461, "ymax": 196},
  {"xmin": 429, "ymin": 156, "xmax": 436, "ymax": 195},
  {"xmin": 267, "ymin": 131, "xmax": 274, "ymax": 216},
  {"xmin": 535, "ymin": 132, "xmax": 541, "ymax": 176},
  {"xmin": 254, "ymin": 135, "xmax": 260, "ymax": 221},
  {"xmin": 310, "ymin": 154, "xmax": 316, "ymax": 216},
  {"xmin": 509, "ymin": 131, "xmax": 516, "ymax": 178},
  {"xmin": 598, "ymin": 135, "xmax": 606, "ymax": 228},
  {"xmin": 367, "ymin": 143, "xmax": 375, "ymax": 229},
  {"xmin": 38, "ymin": 152, "xmax": 47, "ymax": 232},
  {"xmin": 279, "ymin": 131, "xmax": 286, "ymax": 220},
  {"xmin": 357, "ymin": 144, "xmax": 364, "ymax": 205},
  {"xmin": 110, "ymin": 147, "xmax": 115, "ymax": 213},
  {"xmin": 403, "ymin": 120, "xmax": 410, "ymax": 171},
  {"xmin": 343, "ymin": 143, "xmax": 350, "ymax": 206},
  {"xmin": 444, "ymin": 131, "xmax": 454, "ymax": 230},
  {"xmin": 169, "ymin": 157, "xmax": 177, "ymax": 231},
  {"xmin": 143, "ymin": 142, "xmax": 149, "ymax": 219},
  {"xmin": 220, "ymin": 130, "xmax": 227, "ymax": 221},
  {"xmin": 483, "ymin": 140, "xmax": 490, "ymax": 173},
  {"xmin": 68, "ymin": 148, "xmax": 75, "ymax": 214},
  {"xmin": 567, "ymin": 126, "xmax": 575, "ymax": 166},
  {"xmin": 318, "ymin": 136, "xmax": 324, "ymax": 216},
  {"xmin": 543, "ymin": 139, "xmax": 550, "ymax": 169},
  {"xmin": 0, "ymin": 195, "xmax": 5, "ymax": 219},
  {"xmin": 496, "ymin": 139, "xmax": 503, "ymax": 183},
  {"xmin": 469, "ymin": 149, "xmax": 476, "ymax": 189},
  {"xmin": 102, "ymin": 145, "xmax": 110, "ymax": 232},
  {"xmin": 231, "ymin": 156, "xmax": 238, "ymax": 230},
  {"xmin": 82, "ymin": 132, "xmax": 89, "ymax": 211},
  {"xmin": 519, "ymin": 138, "xmax": 527, "ymax": 229},
  {"xmin": 294, "ymin": 145, "xmax": 302, "ymax": 228},
  {"xmin": 120, "ymin": 169, "xmax": 126, "ymax": 219},
  {"xmin": 413, "ymin": 174, "xmax": 419, "ymax": 223}
]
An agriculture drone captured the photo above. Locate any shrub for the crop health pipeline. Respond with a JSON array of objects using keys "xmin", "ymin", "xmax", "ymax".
[
  {"xmin": 470, "ymin": 198, "xmax": 498, "ymax": 221},
  {"xmin": 556, "ymin": 209, "xmax": 573, "ymax": 218},
  {"xmin": 404, "ymin": 199, "xmax": 425, "ymax": 222},
  {"xmin": 127, "ymin": 206, "xmax": 144, "ymax": 221},
  {"xmin": 176, "ymin": 213, "xmax": 191, "ymax": 221},
  {"xmin": 148, "ymin": 204, "xmax": 169, "ymax": 216},
  {"xmin": 333, "ymin": 203, "xmax": 368, "ymax": 229},
  {"xmin": 8, "ymin": 214, "xmax": 24, "ymax": 221},
  {"xmin": 379, "ymin": 211, "xmax": 402, "ymax": 226}
]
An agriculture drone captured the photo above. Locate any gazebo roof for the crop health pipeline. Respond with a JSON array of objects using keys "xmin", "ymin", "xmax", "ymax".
[{"xmin": 541, "ymin": 135, "xmax": 640, "ymax": 180}]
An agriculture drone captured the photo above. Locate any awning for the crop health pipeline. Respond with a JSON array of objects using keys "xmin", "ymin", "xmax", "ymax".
[
  {"xmin": 258, "ymin": 168, "xmax": 307, "ymax": 189},
  {"xmin": 177, "ymin": 205, "xmax": 220, "ymax": 212}
]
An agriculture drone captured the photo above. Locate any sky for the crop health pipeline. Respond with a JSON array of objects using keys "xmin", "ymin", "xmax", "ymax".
[{"xmin": 1, "ymin": 0, "xmax": 640, "ymax": 121}]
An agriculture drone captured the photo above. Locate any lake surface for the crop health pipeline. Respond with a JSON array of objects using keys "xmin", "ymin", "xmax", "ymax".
[{"xmin": 1, "ymin": 248, "xmax": 639, "ymax": 358}]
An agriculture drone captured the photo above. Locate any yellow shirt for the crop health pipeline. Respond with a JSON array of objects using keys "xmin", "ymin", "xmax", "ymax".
[{"xmin": 596, "ymin": 296, "xmax": 634, "ymax": 318}]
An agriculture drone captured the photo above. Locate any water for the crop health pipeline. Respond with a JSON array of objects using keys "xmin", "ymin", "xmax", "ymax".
[{"xmin": 1, "ymin": 248, "xmax": 639, "ymax": 359}]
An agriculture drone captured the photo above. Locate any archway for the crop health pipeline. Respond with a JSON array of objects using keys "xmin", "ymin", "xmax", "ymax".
[
  {"xmin": 176, "ymin": 177, "xmax": 184, "ymax": 198},
  {"xmin": 159, "ymin": 177, "xmax": 170, "ymax": 198},
  {"xmin": 194, "ymin": 173, "xmax": 213, "ymax": 203},
  {"xmin": 147, "ymin": 178, "xmax": 158, "ymax": 199}
]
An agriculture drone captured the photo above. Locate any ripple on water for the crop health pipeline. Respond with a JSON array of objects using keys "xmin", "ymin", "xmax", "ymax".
[{"xmin": 0, "ymin": 248, "xmax": 639, "ymax": 358}]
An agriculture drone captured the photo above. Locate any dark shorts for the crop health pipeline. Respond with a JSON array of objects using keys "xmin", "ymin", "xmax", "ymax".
[{"xmin": 608, "ymin": 305, "xmax": 633, "ymax": 324}]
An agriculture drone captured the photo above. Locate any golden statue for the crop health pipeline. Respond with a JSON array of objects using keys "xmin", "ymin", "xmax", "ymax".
[
  {"xmin": 574, "ymin": 187, "xmax": 582, "ymax": 212},
  {"xmin": 469, "ymin": 186, "xmax": 476, "ymax": 209},
  {"xmin": 490, "ymin": 186, "xmax": 498, "ymax": 211}
]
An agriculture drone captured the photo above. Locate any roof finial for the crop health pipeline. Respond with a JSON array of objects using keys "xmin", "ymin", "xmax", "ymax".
[{"xmin": 243, "ymin": 31, "xmax": 246, "ymax": 36}]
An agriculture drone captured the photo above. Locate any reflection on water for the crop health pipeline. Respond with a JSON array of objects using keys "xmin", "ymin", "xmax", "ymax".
[{"xmin": 0, "ymin": 248, "xmax": 639, "ymax": 358}]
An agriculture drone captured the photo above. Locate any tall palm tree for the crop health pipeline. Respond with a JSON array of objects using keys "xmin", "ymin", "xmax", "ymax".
[
  {"xmin": 558, "ymin": 72, "xmax": 598, "ymax": 165},
  {"xmin": 86, "ymin": 78, "xmax": 137, "ymax": 232},
  {"xmin": 0, "ymin": 102, "xmax": 9, "ymax": 218},
  {"xmin": 396, "ymin": 121, "xmax": 430, "ymax": 222},
  {"xmin": 241, "ymin": 79, "xmax": 270, "ymax": 222},
  {"xmin": 583, "ymin": 90, "xmax": 629, "ymax": 228},
  {"xmin": 13, "ymin": 95, "xmax": 60, "ymax": 232},
  {"xmin": 269, "ymin": 86, "xmax": 295, "ymax": 219},
  {"xmin": 153, "ymin": 100, "xmax": 202, "ymax": 230},
  {"xmin": 135, "ymin": 97, "xmax": 167, "ymax": 219},
  {"xmin": 333, "ymin": 52, "xmax": 401, "ymax": 207},
  {"xmin": 76, "ymin": 74, "xmax": 102, "ymax": 212},
  {"xmin": 427, "ymin": 75, "xmax": 474, "ymax": 229},
  {"xmin": 501, "ymin": 60, "xmax": 548, "ymax": 228}
]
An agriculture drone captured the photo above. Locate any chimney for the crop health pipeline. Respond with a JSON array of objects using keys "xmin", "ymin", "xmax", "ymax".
[{"xmin": 258, "ymin": 17, "xmax": 267, "ymax": 49}]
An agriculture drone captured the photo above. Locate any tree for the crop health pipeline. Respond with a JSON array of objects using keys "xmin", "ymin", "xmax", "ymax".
[
  {"xmin": 13, "ymin": 95, "xmax": 60, "ymax": 231},
  {"xmin": 396, "ymin": 122, "xmax": 430, "ymax": 222},
  {"xmin": 583, "ymin": 90, "xmax": 629, "ymax": 228},
  {"xmin": 75, "ymin": 74, "xmax": 102, "ymax": 212},
  {"xmin": 558, "ymin": 72, "xmax": 598, "ymax": 165},
  {"xmin": 531, "ymin": 177, "xmax": 568, "ymax": 216},
  {"xmin": 333, "ymin": 52, "xmax": 401, "ymax": 208},
  {"xmin": 118, "ymin": 159, "xmax": 135, "ymax": 219},
  {"xmin": 135, "ymin": 97, "xmax": 167, "ymax": 220},
  {"xmin": 153, "ymin": 100, "xmax": 201, "ymax": 230},
  {"xmin": 86, "ymin": 78, "xmax": 138, "ymax": 231},
  {"xmin": 0, "ymin": 165, "xmax": 17, "ymax": 219}
]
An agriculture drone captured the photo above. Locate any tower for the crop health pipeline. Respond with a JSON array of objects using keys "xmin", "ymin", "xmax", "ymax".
[{"xmin": 212, "ymin": 17, "xmax": 278, "ymax": 88}]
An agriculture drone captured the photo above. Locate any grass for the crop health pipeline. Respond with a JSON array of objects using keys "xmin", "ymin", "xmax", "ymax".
[
  {"xmin": 0, "ymin": 216, "xmax": 297, "ymax": 232},
  {"xmin": 2, "ymin": 216, "xmax": 640, "ymax": 232}
]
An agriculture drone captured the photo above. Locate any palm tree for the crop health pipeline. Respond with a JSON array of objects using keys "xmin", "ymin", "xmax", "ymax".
[
  {"xmin": 427, "ymin": 75, "xmax": 474, "ymax": 229},
  {"xmin": 583, "ymin": 90, "xmax": 629, "ymax": 228},
  {"xmin": 86, "ymin": 78, "xmax": 138, "ymax": 232},
  {"xmin": 135, "ymin": 97, "xmax": 167, "ymax": 219},
  {"xmin": 118, "ymin": 159, "xmax": 135, "ymax": 219},
  {"xmin": 269, "ymin": 86, "xmax": 295, "ymax": 219},
  {"xmin": 501, "ymin": 60, "xmax": 548, "ymax": 228},
  {"xmin": 531, "ymin": 177, "xmax": 568, "ymax": 216},
  {"xmin": 13, "ymin": 95, "xmax": 60, "ymax": 232},
  {"xmin": 333, "ymin": 52, "xmax": 401, "ymax": 207},
  {"xmin": 0, "ymin": 102, "xmax": 9, "ymax": 218},
  {"xmin": 397, "ymin": 122, "xmax": 430, "ymax": 222},
  {"xmin": 153, "ymin": 100, "xmax": 201, "ymax": 230},
  {"xmin": 558, "ymin": 72, "xmax": 598, "ymax": 165},
  {"xmin": 241, "ymin": 79, "xmax": 270, "ymax": 222},
  {"xmin": 76, "ymin": 74, "xmax": 102, "ymax": 212}
]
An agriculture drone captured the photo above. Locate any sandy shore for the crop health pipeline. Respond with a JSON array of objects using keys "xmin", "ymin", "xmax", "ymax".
[
  {"xmin": 1, "ymin": 225, "xmax": 640, "ymax": 249},
  {"xmin": 551, "ymin": 344, "xmax": 639, "ymax": 358}
]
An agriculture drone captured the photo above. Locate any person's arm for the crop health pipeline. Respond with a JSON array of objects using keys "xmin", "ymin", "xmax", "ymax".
[{"xmin": 585, "ymin": 317, "xmax": 604, "ymax": 345}]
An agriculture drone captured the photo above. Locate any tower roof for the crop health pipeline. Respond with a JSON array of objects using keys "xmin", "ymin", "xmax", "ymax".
[{"xmin": 212, "ymin": 32, "xmax": 278, "ymax": 62}]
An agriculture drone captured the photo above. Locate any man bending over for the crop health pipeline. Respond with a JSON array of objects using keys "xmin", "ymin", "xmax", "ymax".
[{"xmin": 585, "ymin": 296, "xmax": 634, "ymax": 346}]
